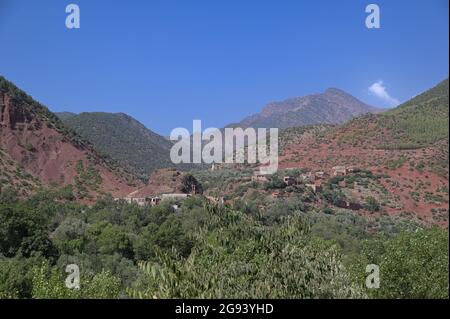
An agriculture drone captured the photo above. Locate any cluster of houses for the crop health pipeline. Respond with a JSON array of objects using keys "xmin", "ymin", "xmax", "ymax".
[
  {"xmin": 116, "ymin": 193, "xmax": 191, "ymax": 207},
  {"xmin": 118, "ymin": 165, "xmax": 357, "ymax": 207},
  {"xmin": 331, "ymin": 165, "xmax": 355, "ymax": 176},
  {"xmin": 287, "ymin": 171, "xmax": 326, "ymax": 194},
  {"xmin": 252, "ymin": 165, "xmax": 356, "ymax": 197}
]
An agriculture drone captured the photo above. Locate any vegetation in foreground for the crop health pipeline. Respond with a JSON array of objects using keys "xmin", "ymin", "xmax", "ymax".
[{"xmin": 0, "ymin": 186, "xmax": 447, "ymax": 299}]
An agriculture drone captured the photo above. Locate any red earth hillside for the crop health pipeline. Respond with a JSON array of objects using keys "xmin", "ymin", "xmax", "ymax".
[
  {"xmin": 278, "ymin": 117, "xmax": 449, "ymax": 227},
  {"xmin": 0, "ymin": 77, "xmax": 142, "ymax": 199}
]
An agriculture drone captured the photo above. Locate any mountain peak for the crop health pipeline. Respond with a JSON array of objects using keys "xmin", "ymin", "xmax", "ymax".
[
  {"xmin": 235, "ymin": 87, "xmax": 380, "ymax": 129},
  {"xmin": 324, "ymin": 87, "xmax": 348, "ymax": 95}
]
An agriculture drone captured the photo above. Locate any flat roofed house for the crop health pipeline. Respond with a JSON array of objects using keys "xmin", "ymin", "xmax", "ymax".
[
  {"xmin": 149, "ymin": 196, "xmax": 161, "ymax": 206},
  {"xmin": 123, "ymin": 197, "xmax": 147, "ymax": 206},
  {"xmin": 315, "ymin": 171, "xmax": 326, "ymax": 179},
  {"xmin": 332, "ymin": 166, "xmax": 347, "ymax": 176},
  {"xmin": 271, "ymin": 191, "xmax": 282, "ymax": 198},
  {"xmin": 306, "ymin": 180, "xmax": 322, "ymax": 193},
  {"xmin": 300, "ymin": 172, "xmax": 315, "ymax": 183},
  {"xmin": 252, "ymin": 172, "xmax": 268, "ymax": 182},
  {"xmin": 161, "ymin": 193, "xmax": 191, "ymax": 200}
]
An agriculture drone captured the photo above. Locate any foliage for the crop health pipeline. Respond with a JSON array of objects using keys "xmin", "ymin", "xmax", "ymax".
[
  {"xmin": 379, "ymin": 79, "xmax": 449, "ymax": 149},
  {"xmin": 264, "ymin": 174, "xmax": 287, "ymax": 190},
  {"xmin": 180, "ymin": 174, "xmax": 203, "ymax": 194},
  {"xmin": 364, "ymin": 197, "xmax": 381, "ymax": 213},
  {"xmin": 0, "ymin": 256, "xmax": 42, "ymax": 298},
  {"xmin": 0, "ymin": 185, "xmax": 447, "ymax": 299},
  {"xmin": 129, "ymin": 204, "xmax": 366, "ymax": 299},
  {"xmin": 348, "ymin": 227, "xmax": 449, "ymax": 298},
  {"xmin": 31, "ymin": 262, "xmax": 121, "ymax": 299},
  {"xmin": 0, "ymin": 202, "xmax": 56, "ymax": 258},
  {"xmin": 60, "ymin": 112, "xmax": 175, "ymax": 180}
]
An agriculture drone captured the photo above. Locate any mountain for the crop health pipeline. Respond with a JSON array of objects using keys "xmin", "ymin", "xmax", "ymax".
[
  {"xmin": 57, "ymin": 112, "xmax": 175, "ymax": 180},
  {"xmin": 55, "ymin": 111, "xmax": 77, "ymax": 121},
  {"xmin": 0, "ymin": 75, "xmax": 140, "ymax": 199},
  {"xmin": 277, "ymin": 78, "xmax": 449, "ymax": 226},
  {"xmin": 317, "ymin": 79, "xmax": 449, "ymax": 151},
  {"xmin": 232, "ymin": 88, "xmax": 381, "ymax": 129}
]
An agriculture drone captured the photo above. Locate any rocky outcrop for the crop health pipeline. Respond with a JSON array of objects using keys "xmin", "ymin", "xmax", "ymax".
[{"xmin": 0, "ymin": 76, "xmax": 141, "ymax": 198}]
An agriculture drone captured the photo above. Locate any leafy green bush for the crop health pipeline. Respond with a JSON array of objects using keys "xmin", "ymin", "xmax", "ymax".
[
  {"xmin": 364, "ymin": 197, "xmax": 381, "ymax": 213},
  {"xmin": 349, "ymin": 227, "xmax": 449, "ymax": 298},
  {"xmin": 31, "ymin": 262, "xmax": 121, "ymax": 299}
]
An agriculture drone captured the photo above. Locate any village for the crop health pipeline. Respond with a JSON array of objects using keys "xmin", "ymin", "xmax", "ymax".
[
  {"xmin": 251, "ymin": 164, "xmax": 368, "ymax": 211},
  {"xmin": 115, "ymin": 192, "xmax": 192, "ymax": 207},
  {"xmin": 252, "ymin": 165, "xmax": 355, "ymax": 195},
  {"xmin": 117, "ymin": 165, "xmax": 359, "ymax": 209}
]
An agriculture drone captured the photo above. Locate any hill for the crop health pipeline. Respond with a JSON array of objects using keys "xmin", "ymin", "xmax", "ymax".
[
  {"xmin": 231, "ymin": 88, "xmax": 381, "ymax": 129},
  {"xmin": 58, "ymin": 112, "xmax": 174, "ymax": 181},
  {"xmin": 273, "ymin": 79, "xmax": 449, "ymax": 226},
  {"xmin": 55, "ymin": 112, "xmax": 77, "ymax": 121},
  {"xmin": 0, "ymin": 75, "xmax": 141, "ymax": 199}
]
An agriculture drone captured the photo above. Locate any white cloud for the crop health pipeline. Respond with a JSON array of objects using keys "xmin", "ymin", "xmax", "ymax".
[{"xmin": 368, "ymin": 80, "xmax": 400, "ymax": 107}]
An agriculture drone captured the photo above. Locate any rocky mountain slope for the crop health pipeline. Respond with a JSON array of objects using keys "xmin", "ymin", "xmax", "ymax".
[
  {"xmin": 232, "ymin": 88, "xmax": 381, "ymax": 129},
  {"xmin": 0, "ymin": 76, "xmax": 141, "ymax": 199}
]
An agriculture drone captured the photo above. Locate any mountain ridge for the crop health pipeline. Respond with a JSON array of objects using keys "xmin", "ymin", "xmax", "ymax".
[
  {"xmin": 231, "ymin": 87, "xmax": 382, "ymax": 129},
  {"xmin": 57, "ymin": 111, "xmax": 176, "ymax": 181},
  {"xmin": 0, "ymin": 75, "xmax": 141, "ymax": 199}
]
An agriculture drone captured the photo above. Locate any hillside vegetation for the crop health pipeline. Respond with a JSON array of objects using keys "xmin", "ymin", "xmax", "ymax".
[
  {"xmin": 379, "ymin": 79, "xmax": 449, "ymax": 149},
  {"xmin": 326, "ymin": 79, "xmax": 449, "ymax": 151},
  {"xmin": 60, "ymin": 112, "xmax": 174, "ymax": 181}
]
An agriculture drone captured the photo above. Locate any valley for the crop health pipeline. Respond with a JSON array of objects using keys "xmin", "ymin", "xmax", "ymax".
[{"xmin": 0, "ymin": 75, "xmax": 448, "ymax": 299}]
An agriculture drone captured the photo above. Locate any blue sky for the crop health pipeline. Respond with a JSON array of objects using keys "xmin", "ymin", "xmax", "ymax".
[{"xmin": 0, "ymin": 0, "xmax": 448, "ymax": 135}]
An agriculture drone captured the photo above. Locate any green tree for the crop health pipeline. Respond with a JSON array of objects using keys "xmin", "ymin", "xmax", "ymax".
[
  {"xmin": 31, "ymin": 263, "xmax": 121, "ymax": 299},
  {"xmin": 349, "ymin": 227, "xmax": 449, "ymax": 298},
  {"xmin": 364, "ymin": 197, "xmax": 381, "ymax": 213},
  {"xmin": 0, "ymin": 203, "xmax": 56, "ymax": 258},
  {"xmin": 85, "ymin": 222, "xmax": 134, "ymax": 259}
]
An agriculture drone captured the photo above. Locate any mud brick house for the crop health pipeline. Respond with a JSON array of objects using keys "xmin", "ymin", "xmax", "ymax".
[
  {"xmin": 306, "ymin": 180, "xmax": 323, "ymax": 193},
  {"xmin": 300, "ymin": 172, "xmax": 316, "ymax": 183},
  {"xmin": 314, "ymin": 171, "xmax": 327, "ymax": 179},
  {"xmin": 161, "ymin": 193, "xmax": 191, "ymax": 200},
  {"xmin": 271, "ymin": 191, "xmax": 283, "ymax": 198},
  {"xmin": 252, "ymin": 172, "xmax": 268, "ymax": 182},
  {"xmin": 332, "ymin": 166, "xmax": 348, "ymax": 176},
  {"xmin": 119, "ymin": 197, "xmax": 148, "ymax": 206}
]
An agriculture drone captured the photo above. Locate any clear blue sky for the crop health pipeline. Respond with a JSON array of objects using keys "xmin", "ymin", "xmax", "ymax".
[{"xmin": 0, "ymin": 0, "xmax": 448, "ymax": 135}]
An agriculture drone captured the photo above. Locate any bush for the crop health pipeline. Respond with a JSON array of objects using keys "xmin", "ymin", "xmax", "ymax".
[
  {"xmin": 349, "ymin": 227, "xmax": 449, "ymax": 298},
  {"xmin": 364, "ymin": 197, "xmax": 381, "ymax": 213}
]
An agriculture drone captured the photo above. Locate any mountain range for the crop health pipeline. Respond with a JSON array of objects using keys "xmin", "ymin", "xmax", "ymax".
[
  {"xmin": 1, "ymin": 74, "xmax": 448, "ymax": 215},
  {"xmin": 230, "ymin": 88, "xmax": 381, "ymax": 129},
  {"xmin": 56, "ymin": 87, "xmax": 381, "ymax": 179}
]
